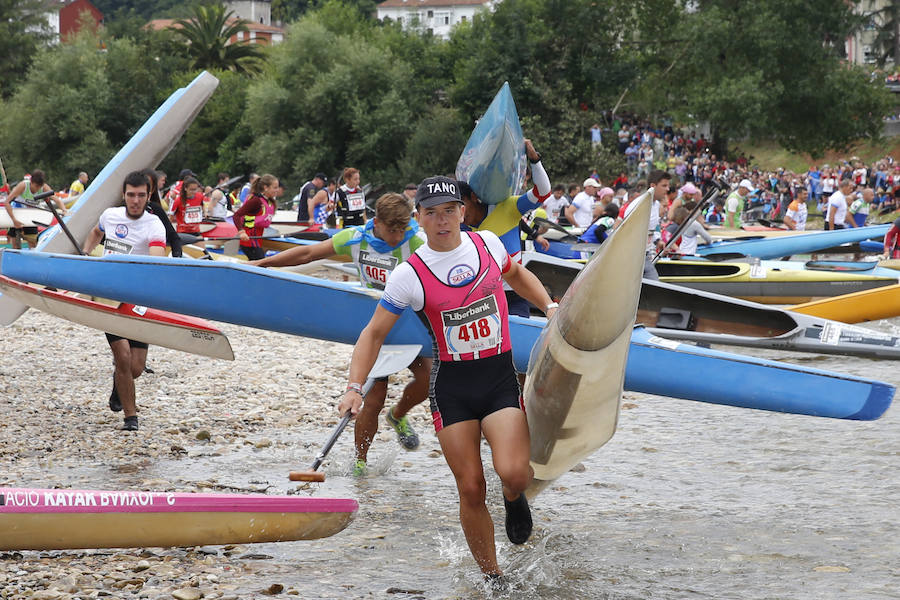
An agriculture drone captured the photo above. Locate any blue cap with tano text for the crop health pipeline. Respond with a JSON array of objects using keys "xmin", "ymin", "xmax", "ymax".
[{"xmin": 415, "ymin": 176, "xmax": 462, "ymax": 209}]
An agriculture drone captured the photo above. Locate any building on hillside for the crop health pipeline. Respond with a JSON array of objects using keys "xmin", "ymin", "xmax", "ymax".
[
  {"xmin": 846, "ymin": 0, "xmax": 888, "ymax": 67},
  {"xmin": 41, "ymin": 0, "xmax": 104, "ymax": 43},
  {"xmin": 376, "ymin": 0, "xmax": 495, "ymax": 39},
  {"xmin": 147, "ymin": 16, "xmax": 284, "ymax": 46},
  {"xmin": 225, "ymin": 0, "xmax": 273, "ymax": 26}
]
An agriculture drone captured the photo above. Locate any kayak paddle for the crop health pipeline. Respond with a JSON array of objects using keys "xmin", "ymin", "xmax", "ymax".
[{"xmin": 289, "ymin": 344, "xmax": 422, "ymax": 482}]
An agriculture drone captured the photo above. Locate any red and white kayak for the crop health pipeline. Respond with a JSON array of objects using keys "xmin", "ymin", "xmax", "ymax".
[
  {"xmin": 0, "ymin": 488, "xmax": 358, "ymax": 550},
  {"xmin": 0, "ymin": 275, "xmax": 234, "ymax": 360}
]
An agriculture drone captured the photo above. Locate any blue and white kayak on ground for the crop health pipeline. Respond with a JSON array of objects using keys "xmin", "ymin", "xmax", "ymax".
[
  {"xmin": 696, "ymin": 224, "xmax": 890, "ymax": 260},
  {"xmin": 0, "ymin": 250, "xmax": 893, "ymax": 420}
]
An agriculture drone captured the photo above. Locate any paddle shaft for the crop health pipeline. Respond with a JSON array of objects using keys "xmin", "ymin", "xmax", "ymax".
[
  {"xmin": 652, "ymin": 188, "xmax": 721, "ymax": 263},
  {"xmin": 289, "ymin": 378, "xmax": 376, "ymax": 481},
  {"xmin": 33, "ymin": 190, "xmax": 85, "ymax": 256}
]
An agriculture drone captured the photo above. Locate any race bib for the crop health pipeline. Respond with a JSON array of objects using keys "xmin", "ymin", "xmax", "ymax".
[
  {"xmin": 358, "ymin": 249, "xmax": 397, "ymax": 290},
  {"xmin": 185, "ymin": 206, "xmax": 202, "ymax": 224},
  {"xmin": 441, "ymin": 295, "xmax": 502, "ymax": 355},
  {"xmin": 104, "ymin": 238, "xmax": 133, "ymax": 255},
  {"xmin": 347, "ymin": 192, "xmax": 365, "ymax": 212}
]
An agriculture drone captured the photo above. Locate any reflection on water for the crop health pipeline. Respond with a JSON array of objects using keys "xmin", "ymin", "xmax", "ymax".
[{"xmin": 33, "ymin": 319, "xmax": 900, "ymax": 599}]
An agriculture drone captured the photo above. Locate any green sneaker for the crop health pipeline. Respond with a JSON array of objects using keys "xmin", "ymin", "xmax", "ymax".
[
  {"xmin": 386, "ymin": 407, "xmax": 420, "ymax": 450},
  {"xmin": 352, "ymin": 459, "xmax": 367, "ymax": 477}
]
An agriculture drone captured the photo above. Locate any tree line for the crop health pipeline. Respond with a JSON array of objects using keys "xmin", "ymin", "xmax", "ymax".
[{"xmin": 0, "ymin": 0, "xmax": 892, "ymax": 196}]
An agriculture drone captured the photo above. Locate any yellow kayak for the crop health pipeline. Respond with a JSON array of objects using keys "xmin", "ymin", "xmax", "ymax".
[
  {"xmin": 790, "ymin": 283, "xmax": 900, "ymax": 323},
  {"xmin": 656, "ymin": 259, "xmax": 898, "ymax": 304}
]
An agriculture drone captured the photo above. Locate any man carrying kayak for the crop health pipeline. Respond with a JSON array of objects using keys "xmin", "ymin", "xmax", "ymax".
[
  {"xmin": 251, "ymin": 193, "xmax": 431, "ymax": 475},
  {"xmin": 4, "ymin": 169, "xmax": 66, "ymax": 249},
  {"xmin": 457, "ymin": 138, "xmax": 550, "ymax": 318},
  {"xmin": 82, "ymin": 171, "xmax": 166, "ymax": 431},
  {"xmin": 339, "ymin": 176, "xmax": 558, "ymax": 577}
]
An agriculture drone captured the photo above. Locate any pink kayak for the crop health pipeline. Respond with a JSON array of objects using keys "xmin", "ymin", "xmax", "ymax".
[{"xmin": 0, "ymin": 488, "xmax": 358, "ymax": 550}]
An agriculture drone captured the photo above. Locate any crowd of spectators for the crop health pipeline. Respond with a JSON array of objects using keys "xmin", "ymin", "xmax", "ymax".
[{"xmin": 595, "ymin": 114, "xmax": 900, "ymax": 224}]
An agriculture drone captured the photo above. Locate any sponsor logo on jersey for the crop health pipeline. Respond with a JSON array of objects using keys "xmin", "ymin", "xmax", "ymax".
[{"xmin": 448, "ymin": 263, "xmax": 475, "ymax": 286}]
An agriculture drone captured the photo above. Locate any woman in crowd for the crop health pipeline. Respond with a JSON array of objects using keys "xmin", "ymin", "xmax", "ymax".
[{"xmin": 232, "ymin": 173, "xmax": 279, "ymax": 260}]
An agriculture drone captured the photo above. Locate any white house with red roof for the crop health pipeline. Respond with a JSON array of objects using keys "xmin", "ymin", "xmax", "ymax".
[{"xmin": 376, "ymin": 0, "xmax": 495, "ymax": 39}]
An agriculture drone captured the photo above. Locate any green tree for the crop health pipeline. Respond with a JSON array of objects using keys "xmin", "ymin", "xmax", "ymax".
[
  {"xmin": 0, "ymin": 0, "xmax": 53, "ymax": 98},
  {"xmin": 640, "ymin": 0, "xmax": 892, "ymax": 157},
  {"xmin": 396, "ymin": 106, "xmax": 469, "ymax": 183},
  {"xmin": 161, "ymin": 69, "xmax": 253, "ymax": 182},
  {"xmin": 448, "ymin": 0, "xmax": 638, "ymax": 180},
  {"xmin": 173, "ymin": 4, "xmax": 266, "ymax": 75},
  {"xmin": 0, "ymin": 28, "xmax": 186, "ymax": 185},
  {"xmin": 92, "ymin": 0, "xmax": 202, "ymax": 21},
  {"xmin": 242, "ymin": 12, "xmax": 427, "ymax": 189}
]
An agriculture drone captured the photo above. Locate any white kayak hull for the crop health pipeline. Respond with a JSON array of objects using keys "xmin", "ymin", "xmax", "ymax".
[{"xmin": 524, "ymin": 190, "xmax": 651, "ymax": 497}]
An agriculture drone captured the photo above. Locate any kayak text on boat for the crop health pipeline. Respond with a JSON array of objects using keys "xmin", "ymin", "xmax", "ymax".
[{"xmin": 1, "ymin": 490, "xmax": 176, "ymax": 508}]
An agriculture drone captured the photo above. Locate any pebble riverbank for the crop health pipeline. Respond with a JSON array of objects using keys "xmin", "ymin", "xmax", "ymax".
[
  {"xmin": 4, "ymin": 306, "xmax": 900, "ymax": 600},
  {"xmin": 2, "ymin": 306, "xmax": 431, "ymax": 599}
]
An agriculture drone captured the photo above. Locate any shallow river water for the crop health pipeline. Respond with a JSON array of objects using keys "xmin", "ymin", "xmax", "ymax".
[{"xmin": 3, "ymin": 311, "xmax": 899, "ymax": 599}]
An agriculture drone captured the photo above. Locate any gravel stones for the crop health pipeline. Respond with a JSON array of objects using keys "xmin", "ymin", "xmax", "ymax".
[{"xmin": 1, "ymin": 306, "xmax": 431, "ymax": 598}]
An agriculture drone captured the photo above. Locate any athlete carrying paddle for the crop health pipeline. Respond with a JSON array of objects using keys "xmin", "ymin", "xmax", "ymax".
[{"xmin": 339, "ymin": 176, "xmax": 558, "ymax": 577}]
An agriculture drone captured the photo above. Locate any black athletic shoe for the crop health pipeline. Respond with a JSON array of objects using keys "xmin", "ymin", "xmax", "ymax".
[
  {"xmin": 109, "ymin": 381, "xmax": 122, "ymax": 412},
  {"xmin": 504, "ymin": 493, "xmax": 532, "ymax": 544},
  {"xmin": 122, "ymin": 416, "xmax": 139, "ymax": 431}
]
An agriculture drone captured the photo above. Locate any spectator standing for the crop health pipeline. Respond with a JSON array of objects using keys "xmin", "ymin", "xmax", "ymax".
[
  {"xmin": 565, "ymin": 179, "xmax": 600, "ymax": 228},
  {"xmin": 295, "ymin": 172, "xmax": 327, "ymax": 223}
]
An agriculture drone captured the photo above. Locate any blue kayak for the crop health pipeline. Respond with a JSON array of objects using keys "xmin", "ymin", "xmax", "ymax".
[
  {"xmin": 0, "ymin": 250, "xmax": 892, "ymax": 421},
  {"xmin": 859, "ymin": 240, "xmax": 884, "ymax": 253},
  {"xmin": 697, "ymin": 225, "xmax": 891, "ymax": 259},
  {"xmin": 455, "ymin": 82, "xmax": 526, "ymax": 205}
]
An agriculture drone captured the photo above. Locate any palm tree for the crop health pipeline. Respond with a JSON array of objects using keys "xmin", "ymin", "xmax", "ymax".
[{"xmin": 174, "ymin": 4, "xmax": 266, "ymax": 75}]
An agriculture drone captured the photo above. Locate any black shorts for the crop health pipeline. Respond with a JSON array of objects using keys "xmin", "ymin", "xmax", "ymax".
[
  {"xmin": 6, "ymin": 227, "xmax": 38, "ymax": 236},
  {"xmin": 430, "ymin": 351, "xmax": 522, "ymax": 433},
  {"xmin": 105, "ymin": 333, "xmax": 149, "ymax": 350},
  {"xmin": 240, "ymin": 245, "xmax": 266, "ymax": 260}
]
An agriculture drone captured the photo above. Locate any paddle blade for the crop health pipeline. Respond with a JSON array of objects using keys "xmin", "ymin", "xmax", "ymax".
[{"xmin": 289, "ymin": 470, "xmax": 326, "ymax": 482}]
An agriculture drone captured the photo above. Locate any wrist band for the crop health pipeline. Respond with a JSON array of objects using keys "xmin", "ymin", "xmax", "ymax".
[
  {"xmin": 546, "ymin": 302, "xmax": 559, "ymax": 311},
  {"xmin": 346, "ymin": 382, "xmax": 363, "ymax": 395}
]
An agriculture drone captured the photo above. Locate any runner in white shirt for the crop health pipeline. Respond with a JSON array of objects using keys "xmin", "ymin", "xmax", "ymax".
[
  {"xmin": 541, "ymin": 185, "xmax": 569, "ymax": 223},
  {"xmin": 341, "ymin": 176, "xmax": 557, "ymax": 577},
  {"xmin": 827, "ymin": 179, "xmax": 854, "ymax": 230},
  {"xmin": 624, "ymin": 169, "xmax": 671, "ymax": 279},
  {"xmin": 565, "ymin": 178, "xmax": 599, "ymax": 227},
  {"xmin": 82, "ymin": 171, "xmax": 166, "ymax": 431}
]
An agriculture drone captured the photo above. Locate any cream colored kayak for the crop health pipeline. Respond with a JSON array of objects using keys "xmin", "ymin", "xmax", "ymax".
[
  {"xmin": 790, "ymin": 283, "xmax": 900, "ymax": 323},
  {"xmin": 0, "ymin": 71, "xmax": 219, "ymax": 326},
  {"xmin": 524, "ymin": 189, "xmax": 651, "ymax": 498},
  {"xmin": 0, "ymin": 206, "xmax": 51, "ymax": 228},
  {"xmin": 0, "ymin": 488, "xmax": 357, "ymax": 550}
]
